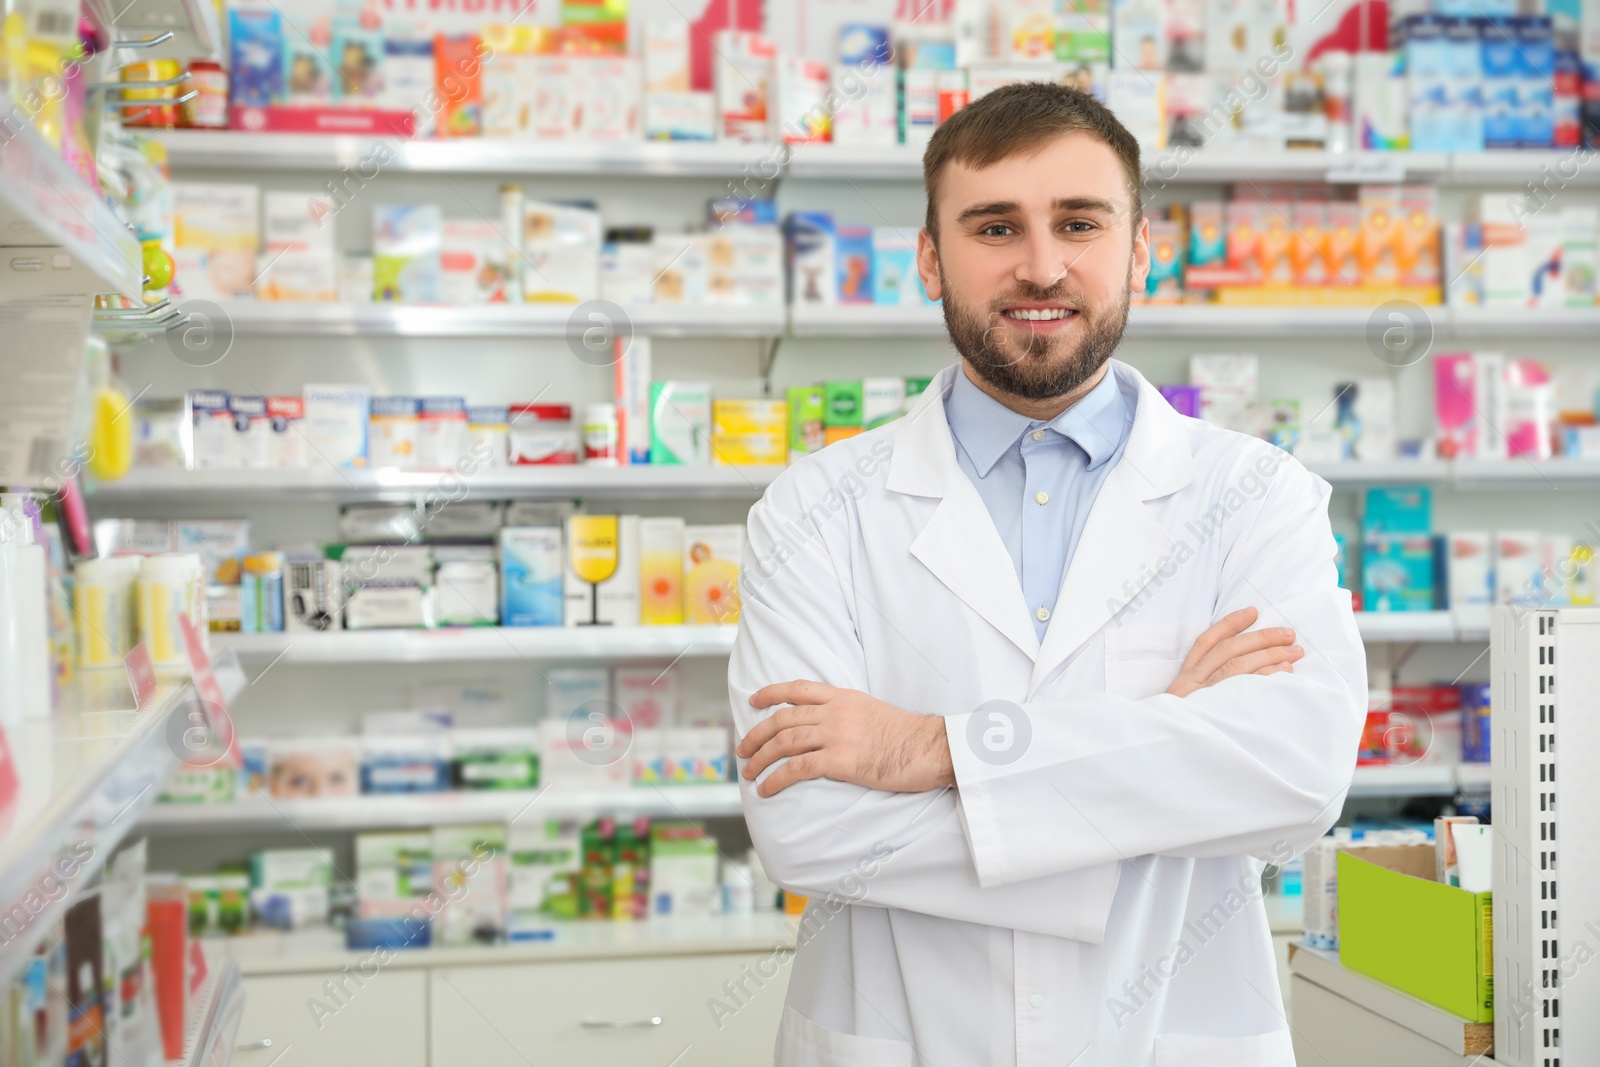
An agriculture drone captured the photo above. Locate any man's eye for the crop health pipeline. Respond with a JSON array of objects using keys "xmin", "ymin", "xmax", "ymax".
[
  {"xmin": 981, "ymin": 224, "xmax": 1014, "ymax": 237},
  {"xmin": 1063, "ymin": 221, "xmax": 1096, "ymax": 234}
]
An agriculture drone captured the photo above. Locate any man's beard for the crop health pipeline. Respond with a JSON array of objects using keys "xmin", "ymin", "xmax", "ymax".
[{"xmin": 941, "ymin": 272, "xmax": 1131, "ymax": 401}]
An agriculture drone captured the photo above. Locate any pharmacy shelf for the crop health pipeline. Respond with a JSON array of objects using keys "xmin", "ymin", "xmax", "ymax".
[
  {"xmin": 1354, "ymin": 609, "xmax": 1491, "ymax": 643},
  {"xmin": 0, "ymin": 94, "xmax": 142, "ymax": 300},
  {"xmin": 210, "ymin": 914, "xmax": 798, "ymax": 975},
  {"xmin": 90, "ymin": 464, "xmax": 783, "ymax": 503},
  {"xmin": 1348, "ymin": 763, "xmax": 1491, "ymax": 798},
  {"xmin": 137, "ymin": 782, "xmax": 745, "ymax": 834},
  {"xmin": 0, "ymin": 678, "xmax": 203, "ymax": 989},
  {"xmin": 153, "ymin": 131, "xmax": 779, "ymax": 177},
  {"xmin": 1447, "ymin": 148, "xmax": 1599, "ymax": 185},
  {"xmin": 178, "ymin": 954, "xmax": 244, "ymax": 1067},
  {"xmin": 790, "ymin": 301, "xmax": 1600, "ymax": 339},
  {"xmin": 208, "ymin": 300, "xmax": 786, "ymax": 339},
  {"xmin": 211, "ymin": 624, "xmax": 738, "ymax": 664}
]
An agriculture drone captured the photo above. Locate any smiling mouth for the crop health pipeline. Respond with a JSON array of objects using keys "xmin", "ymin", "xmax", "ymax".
[{"xmin": 1001, "ymin": 306, "xmax": 1078, "ymax": 322}]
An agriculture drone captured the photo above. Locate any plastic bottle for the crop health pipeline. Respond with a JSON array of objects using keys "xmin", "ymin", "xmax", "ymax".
[
  {"xmin": 583, "ymin": 403, "xmax": 619, "ymax": 466},
  {"xmin": 74, "ymin": 556, "xmax": 140, "ymax": 668},
  {"xmin": 137, "ymin": 554, "xmax": 205, "ymax": 667},
  {"xmin": 1321, "ymin": 52, "xmax": 1353, "ymax": 155},
  {"xmin": 0, "ymin": 494, "xmax": 52, "ymax": 725}
]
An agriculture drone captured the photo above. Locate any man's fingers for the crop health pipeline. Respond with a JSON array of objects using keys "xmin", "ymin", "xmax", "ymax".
[
  {"xmin": 755, "ymin": 751, "xmax": 827, "ymax": 797},
  {"xmin": 740, "ymin": 725, "xmax": 824, "ymax": 781},
  {"xmin": 1206, "ymin": 644, "xmax": 1304, "ymax": 684},
  {"xmin": 1179, "ymin": 607, "xmax": 1259, "ymax": 671},
  {"xmin": 1191, "ymin": 625, "xmax": 1295, "ymax": 681},
  {"xmin": 749, "ymin": 679, "xmax": 839, "ymax": 712},
  {"xmin": 736, "ymin": 704, "xmax": 822, "ymax": 759}
]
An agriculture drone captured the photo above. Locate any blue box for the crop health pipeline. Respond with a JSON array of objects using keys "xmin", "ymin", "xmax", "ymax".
[
  {"xmin": 230, "ymin": 7, "xmax": 283, "ymax": 106},
  {"xmin": 1405, "ymin": 16, "xmax": 1453, "ymax": 151},
  {"xmin": 871, "ymin": 227, "xmax": 918, "ymax": 305},
  {"xmin": 1363, "ymin": 487, "xmax": 1432, "ymax": 535},
  {"xmin": 500, "ymin": 526, "xmax": 563, "ymax": 627},
  {"xmin": 1513, "ymin": 17, "xmax": 1554, "ymax": 147},
  {"xmin": 785, "ymin": 212, "xmax": 836, "ymax": 305},
  {"xmin": 1481, "ymin": 18, "xmax": 1521, "ymax": 147},
  {"xmin": 835, "ymin": 226, "xmax": 874, "ymax": 303},
  {"xmin": 1460, "ymin": 683, "xmax": 1491, "ymax": 762},
  {"xmin": 1362, "ymin": 534, "xmax": 1439, "ymax": 612},
  {"xmin": 839, "ymin": 24, "xmax": 891, "ymax": 66},
  {"xmin": 1444, "ymin": 18, "xmax": 1484, "ymax": 151}
]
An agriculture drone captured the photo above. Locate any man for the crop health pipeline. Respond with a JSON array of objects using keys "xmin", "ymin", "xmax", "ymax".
[{"xmin": 730, "ymin": 83, "xmax": 1365, "ymax": 1067}]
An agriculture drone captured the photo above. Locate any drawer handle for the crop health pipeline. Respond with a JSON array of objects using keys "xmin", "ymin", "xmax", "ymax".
[
  {"xmin": 580, "ymin": 1016, "xmax": 663, "ymax": 1029},
  {"xmin": 236, "ymin": 1039, "xmax": 273, "ymax": 1050}
]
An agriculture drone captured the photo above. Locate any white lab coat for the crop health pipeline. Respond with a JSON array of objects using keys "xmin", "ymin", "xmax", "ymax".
[{"xmin": 729, "ymin": 360, "xmax": 1366, "ymax": 1067}]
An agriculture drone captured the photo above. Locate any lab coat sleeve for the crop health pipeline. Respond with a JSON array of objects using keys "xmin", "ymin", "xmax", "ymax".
[
  {"xmin": 945, "ymin": 458, "xmax": 1367, "ymax": 888},
  {"xmin": 731, "ymin": 494, "xmax": 1120, "ymax": 943}
]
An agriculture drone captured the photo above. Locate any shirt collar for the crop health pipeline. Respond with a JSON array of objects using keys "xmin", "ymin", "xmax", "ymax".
[{"xmin": 945, "ymin": 363, "xmax": 1130, "ymax": 478}]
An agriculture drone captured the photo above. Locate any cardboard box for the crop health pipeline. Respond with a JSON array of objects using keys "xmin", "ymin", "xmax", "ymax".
[
  {"xmin": 373, "ymin": 205, "xmax": 443, "ymax": 304},
  {"xmin": 712, "ymin": 399, "xmax": 786, "ymax": 465},
  {"xmin": 563, "ymin": 515, "xmax": 640, "ymax": 626},
  {"xmin": 649, "ymin": 381, "xmax": 712, "ymax": 465},
  {"xmin": 1337, "ymin": 845, "xmax": 1492, "ymax": 1022},
  {"xmin": 638, "ymin": 516, "xmax": 685, "ymax": 625},
  {"xmin": 787, "ymin": 385, "xmax": 825, "ymax": 462},
  {"xmin": 683, "ymin": 525, "xmax": 742, "ymax": 625},
  {"xmin": 500, "ymin": 526, "xmax": 564, "ymax": 627},
  {"xmin": 714, "ymin": 30, "xmax": 775, "ymax": 142}
]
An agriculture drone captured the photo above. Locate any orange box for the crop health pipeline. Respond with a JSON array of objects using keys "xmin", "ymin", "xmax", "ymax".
[
  {"xmin": 1225, "ymin": 200, "xmax": 1262, "ymax": 285},
  {"xmin": 1357, "ymin": 184, "xmax": 1401, "ymax": 286},
  {"xmin": 1255, "ymin": 200, "xmax": 1294, "ymax": 287},
  {"xmin": 1290, "ymin": 200, "xmax": 1329, "ymax": 287},
  {"xmin": 1324, "ymin": 201, "xmax": 1361, "ymax": 286},
  {"xmin": 1396, "ymin": 184, "xmax": 1441, "ymax": 290}
]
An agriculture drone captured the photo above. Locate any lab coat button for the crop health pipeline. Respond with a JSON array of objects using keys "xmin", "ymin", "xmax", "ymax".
[
  {"xmin": 1034, "ymin": 490, "xmax": 1049, "ymax": 505},
  {"xmin": 1029, "ymin": 994, "xmax": 1044, "ymax": 1008},
  {"xmin": 1035, "ymin": 607, "xmax": 1050, "ymax": 622}
]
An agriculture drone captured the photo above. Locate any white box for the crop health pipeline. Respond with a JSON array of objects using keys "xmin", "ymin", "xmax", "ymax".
[
  {"xmin": 651, "ymin": 233, "xmax": 707, "ymax": 303},
  {"xmin": 1473, "ymin": 352, "xmax": 1509, "ymax": 460},
  {"xmin": 229, "ymin": 394, "xmax": 273, "ymax": 468},
  {"xmin": 538, "ymin": 716, "xmax": 630, "ymax": 787},
  {"xmin": 434, "ymin": 546, "xmax": 498, "ymax": 626},
  {"xmin": 522, "ymin": 201, "xmax": 600, "ymax": 303},
  {"xmin": 563, "ymin": 514, "xmax": 641, "ymax": 626},
  {"xmin": 1446, "ymin": 532, "xmax": 1493, "ymax": 608},
  {"xmin": 417, "ymin": 397, "xmax": 468, "ymax": 471},
  {"xmin": 863, "ymin": 377, "xmax": 907, "ymax": 429},
  {"xmin": 682, "ymin": 524, "xmax": 742, "ymax": 625},
  {"xmin": 777, "ymin": 56, "xmax": 831, "ymax": 143},
  {"xmin": 1104, "ymin": 69, "xmax": 1167, "ymax": 150},
  {"xmin": 613, "ymin": 665, "xmax": 680, "ymax": 730},
  {"xmin": 172, "ymin": 182, "xmax": 259, "ymax": 300},
  {"xmin": 643, "ymin": 20, "xmax": 690, "ymax": 92},
  {"xmin": 1494, "ymin": 531, "xmax": 1543, "ymax": 604},
  {"xmin": 613, "ymin": 335, "xmax": 651, "ymax": 465},
  {"xmin": 581, "ymin": 57, "xmax": 640, "ymax": 139},
  {"xmin": 508, "ymin": 819, "xmax": 580, "ymax": 919},
  {"xmin": 544, "ymin": 665, "xmax": 610, "ymax": 720},
  {"xmin": 714, "ymin": 30, "xmax": 776, "ymax": 142},
  {"xmin": 368, "ymin": 396, "xmax": 420, "ymax": 470},
  {"xmin": 830, "ymin": 64, "xmax": 897, "ymax": 146},
  {"xmin": 258, "ymin": 191, "xmax": 338, "ymax": 301},
  {"xmin": 644, "ymin": 91, "xmax": 716, "ymax": 141},
  {"xmin": 188, "ymin": 390, "xmax": 234, "ymax": 469},
  {"xmin": 302, "ymin": 384, "xmax": 370, "ymax": 468},
  {"xmin": 441, "ymin": 220, "xmax": 514, "ymax": 304}
]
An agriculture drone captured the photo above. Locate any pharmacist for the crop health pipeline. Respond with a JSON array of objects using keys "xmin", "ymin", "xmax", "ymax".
[{"xmin": 731, "ymin": 83, "xmax": 1365, "ymax": 1067}]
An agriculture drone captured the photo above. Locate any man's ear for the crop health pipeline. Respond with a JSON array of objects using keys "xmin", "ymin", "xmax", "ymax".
[
  {"xmin": 1129, "ymin": 215, "xmax": 1152, "ymax": 294},
  {"xmin": 916, "ymin": 227, "xmax": 942, "ymax": 301}
]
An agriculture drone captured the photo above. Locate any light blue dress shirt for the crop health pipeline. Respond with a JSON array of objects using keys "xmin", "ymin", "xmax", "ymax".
[{"xmin": 944, "ymin": 364, "xmax": 1137, "ymax": 641}]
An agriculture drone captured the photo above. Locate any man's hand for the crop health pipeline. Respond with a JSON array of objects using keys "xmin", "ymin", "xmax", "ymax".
[
  {"xmin": 1167, "ymin": 606, "xmax": 1302, "ymax": 698},
  {"xmin": 737, "ymin": 681, "xmax": 954, "ymax": 798}
]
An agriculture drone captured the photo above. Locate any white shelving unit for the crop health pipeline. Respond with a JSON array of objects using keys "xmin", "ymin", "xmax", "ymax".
[
  {"xmin": 178, "ymin": 953, "xmax": 246, "ymax": 1067},
  {"xmin": 0, "ymin": 679, "xmax": 206, "ymax": 988},
  {"xmin": 0, "ymin": 93, "xmax": 143, "ymax": 301},
  {"xmin": 154, "ymin": 131, "xmax": 780, "ymax": 176},
  {"xmin": 193, "ymin": 615, "xmax": 1477, "ymax": 668},
  {"xmin": 1347, "ymin": 763, "xmax": 1490, "ymax": 798},
  {"xmin": 211, "ymin": 624, "xmax": 737, "ymax": 663},
  {"xmin": 99, "ymin": 0, "xmax": 223, "ymax": 64},
  {"xmin": 91, "ymin": 464, "xmax": 783, "ymax": 503},
  {"xmin": 138, "ymin": 782, "xmax": 744, "ymax": 833},
  {"xmin": 207, "ymin": 300, "xmax": 786, "ymax": 339}
]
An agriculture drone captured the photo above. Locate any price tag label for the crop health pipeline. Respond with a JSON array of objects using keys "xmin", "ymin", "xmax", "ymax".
[
  {"xmin": 1325, "ymin": 155, "xmax": 1407, "ymax": 184},
  {"xmin": 177, "ymin": 613, "xmax": 238, "ymax": 769},
  {"xmin": 124, "ymin": 642, "xmax": 157, "ymax": 709}
]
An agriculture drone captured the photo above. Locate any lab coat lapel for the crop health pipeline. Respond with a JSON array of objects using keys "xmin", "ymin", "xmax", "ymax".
[
  {"xmin": 888, "ymin": 367, "xmax": 1041, "ymax": 662},
  {"xmin": 1029, "ymin": 365, "xmax": 1199, "ymax": 693}
]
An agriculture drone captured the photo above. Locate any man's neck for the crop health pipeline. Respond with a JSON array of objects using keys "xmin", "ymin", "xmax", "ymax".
[{"xmin": 960, "ymin": 360, "xmax": 1110, "ymax": 422}]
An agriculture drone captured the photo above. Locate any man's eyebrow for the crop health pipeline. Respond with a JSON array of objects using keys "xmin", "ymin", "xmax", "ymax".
[{"xmin": 955, "ymin": 197, "xmax": 1122, "ymax": 226}]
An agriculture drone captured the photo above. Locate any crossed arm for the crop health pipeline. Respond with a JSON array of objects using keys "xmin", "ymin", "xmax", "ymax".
[{"xmin": 737, "ymin": 606, "xmax": 1303, "ymax": 796}]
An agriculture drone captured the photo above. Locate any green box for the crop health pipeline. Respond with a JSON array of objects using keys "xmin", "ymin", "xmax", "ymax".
[
  {"xmin": 823, "ymin": 380, "xmax": 863, "ymax": 429},
  {"xmin": 786, "ymin": 385, "xmax": 824, "ymax": 460},
  {"xmin": 904, "ymin": 376, "xmax": 932, "ymax": 403},
  {"xmin": 1337, "ymin": 846, "xmax": 1492, "ymax": 1023}
]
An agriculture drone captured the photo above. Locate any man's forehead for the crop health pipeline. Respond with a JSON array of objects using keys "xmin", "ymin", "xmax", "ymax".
[{"xmin": 939, "ymin": 136, "xmax": 1129, "ymax": 212}]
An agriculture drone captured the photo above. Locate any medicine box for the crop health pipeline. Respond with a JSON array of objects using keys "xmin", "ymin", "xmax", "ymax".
[
  {"xmin": 1494, "ymin": 530, "xmax": 1542, "ymax": 604},
  {"xmin": 545, "ymin": 665, "xmax": 610, "ymax": 721},
  {"xmin": 649, "ymin": 822, "xmax": 721, "ymax": 917},
  {"xmin": 787, "ymin": 385, "xmax": 825, "ymax": 462},
  {"xmin": 188, "ymin": 390, "xmax": 234, "ymax": 470},
  {"xmin": 1444, "ymin": 532, "xmax": 1493, "ymax": 608},
  {"xmin": 451, "ymin": 728, "xmax": 540, "ymax": 790},
  {"xmin": 175, "ymin": 520, "xmax": 250, "ymax": 585},
  {"xmin": 683, "ymin": 525, "xmax": 742, "ymax": 625},
  {"xmin": 871, "ymin": 228, "xmax": 919, "ymax": 305},
  {"xmin": 434, "ymin": 545, "xmax": 498, "ymax": 626},
  {"xmin": 302, "ymin": 384, "xmax": 370, "ymax": 468},
  {"xmin": 835, "ymin": 226, "xmax": 873, "ymax": 303},
  {"xmin": 283, "ymin": 554, "xmax": 341, "ymax": 632},
  {"xmin": 562, "ymin": 514, "xmax": 641, "ymax": 626},
  {"xmin": 639, "ymin": 516, "xmax": 685, "ymax": 625},
  {"xmin": 355, "ymin": 831, "xmax": 432, "ymax": 920},
  {"xmin": 266, "ymin": 397, "xmax": 306, "ymax": 468},
  {"xmin": 431, "ymin": 824, "xmax": 507, "ymax": 946},
  {"xmin": 714, "ymin": 30, "xmax": 776, "ymax": 143},
  {"xmin": 417, "ymin": 396, "xmax": 468, "ymax": 471},
  {"xmin": 361, "ymin": 735, "xmax": 450, "ymax": 794},
  {"xmin": 711, "ymin": 399, "xmax": 786, "ymax": 465},
  {"xmin": 373, "ymin": 205, "xmax": 443, "ymax": 304},
  {"xmin": 786, "ymin": 212, "xmax": 836, "ymax": 305},
  {"xmin": 613, "ymin": 665, "xmax": 680, "ymax": 730},
  {"xmin": 508, "ymin": 819, "xmax": 581, "ymax": 924},
  {"xmin": 500, "ymin": 526, "xmax": 563, "ymax": 627},
  {"xmin": 369, "ymin": 396, "xmax": 421, "ymax": 469},
  {"xmin": 1362, "ymin": 486, "xmax": 1432, "ymax": 535},
  {"xmin": 862, "ymin": 378, "xmax": 906, "ymax": 430},
  {"xmin": 522, "ymin": 200, "xmax": 601, "ymax": 304},
  {"xmin": 824, "ymin": 380, "xmax": 864, "ymax": 444},
  {"xmin": 1362, "ymin": 534, "xmax": 1438, "ymax": 612},
  {"xmin": 649, "ymin": 382, "xmax": 712, "ymax": 465}
]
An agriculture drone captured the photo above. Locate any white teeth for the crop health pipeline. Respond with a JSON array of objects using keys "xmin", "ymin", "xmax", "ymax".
[{"xmin": 1005, "ymin": 308, "xmax": 1073, "ymax": 321}]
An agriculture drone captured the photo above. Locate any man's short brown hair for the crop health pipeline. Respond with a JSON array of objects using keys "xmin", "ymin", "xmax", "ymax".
[{"xmin": 922, "ymin": 82, "xmax": 1143, "ymax": 242}]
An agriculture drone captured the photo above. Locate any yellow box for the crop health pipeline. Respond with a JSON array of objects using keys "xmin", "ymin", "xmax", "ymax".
[
  {"xmin": 712, "ymin": 399, "xmax": 787, "ymax": 465},
  {"xmin": 639, "ymin": 516, "xmax": 685, "ymax": 625}
]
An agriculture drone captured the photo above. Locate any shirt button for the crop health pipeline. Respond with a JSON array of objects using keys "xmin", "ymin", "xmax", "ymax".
[
  {"xmin": 1029, "ymin": 993, "xmax": 1044, "ymax": 1008},
  {"xmin": 1030, "ymin": 430, "xmax": 1046, "ymax": 441},
  {"xmin": 1036, "ymin": 607, "xmax": 1050, "ymax": 622},
  {"xmin": 1034, "ymin": 490, "xmax": 1049, "ymax": 505}
]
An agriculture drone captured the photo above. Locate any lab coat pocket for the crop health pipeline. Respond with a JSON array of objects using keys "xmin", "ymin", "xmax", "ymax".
[
  {"xmin": 1104, "ymin": 620, "xmax": 1202, "ymax": 699},
  {"xmin": 1151, "ymin": 1027, "xmax": 1295, "ymax": 1067},
  {"xmin": 776, "ymin": 1006, "xmax": 919, "ymax": 1067}
]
